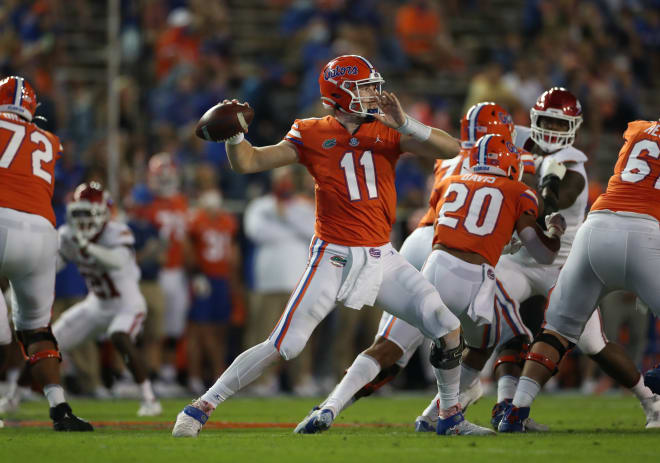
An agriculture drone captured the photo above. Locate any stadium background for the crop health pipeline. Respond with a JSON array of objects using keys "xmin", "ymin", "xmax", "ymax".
[{"xmin": 1, "ymin": 0, "xmax": 659, "ymax": 397}]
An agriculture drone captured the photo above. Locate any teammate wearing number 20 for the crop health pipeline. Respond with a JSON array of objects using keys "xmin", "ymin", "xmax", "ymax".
[
  {"xmin": 0, "ymin": 76, "xmax": 92, "ymax": 431},
  {"xmin": 173, "ymin": 55, "xmax": 495, "ymax": 437}
]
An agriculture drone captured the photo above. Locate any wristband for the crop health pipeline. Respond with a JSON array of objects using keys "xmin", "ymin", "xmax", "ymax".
[
  {"xmin": 225, "ymin": 132, "xmax": 245, "ymax": 145},
  {"xmin": 397, "ymin": 115, "xmax": 432, "ymax": 142}
]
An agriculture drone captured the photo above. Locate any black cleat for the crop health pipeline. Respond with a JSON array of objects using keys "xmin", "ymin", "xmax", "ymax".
[{"xmin": 50, "ymin": 403, "xmax": 94, "ymax": 432}]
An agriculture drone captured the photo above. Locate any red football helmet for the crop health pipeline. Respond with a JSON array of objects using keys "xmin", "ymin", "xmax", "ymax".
[
  {"xmin": 0, "ymin": 76, "xmax": 38, "ymax": 121},
  {"xmin": 468, "ymin": 134, "xmax": 523, "ymax": 181},
  {"xmin": 530, "ymin": 87, "xmax": 583, "ymax": 153},
  {"xmin": 318, "ymin": 55, "xmax": 384, "ymax": 116},
  {"xmin": 147, "ymin": 152, "xmax": 179, "ymax": 197},
  {"xmin": 67, "ymin": 182, "xmax": 112, "ymax": 240},
  {"xmin": 460, "ymin": 102, "xmax": 515, "ymax": 148}
]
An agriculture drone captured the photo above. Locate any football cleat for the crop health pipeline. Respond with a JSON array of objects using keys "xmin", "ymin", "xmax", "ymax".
[
  {"xmin": 490, "ymin": 399, "xmax": 512, "ymax": 430},
  {"xmin": 497, "ymin": 405, "xmax": 530, "ymax": 433},
  {"xmin": 293, "ymin": 407, "xmax": 334, "ymax": 434},
  {"xmin": 0, "ymin": 395, "xmax": 21, "ymax": 414},
  {"xmin": 459, "ymin": 380, "xmax": 484, "ymax": 413},
  {"xmin": 172, "ymin": 404, "xmax": 208, "ymax": 437},
  {"xmin": 641, "ymin": 394, "xmax": 660, "ymax": 429},
  {"xmin": 436, "ymin": 411, "xmax": 495, "ymax": 436},
  {"xmin": 414, "ymin": 415, "xmax": 437, "ymax": 432},
  {"xmin": 643, "ymin": 365, "xmax": 660, "ymax": 395},
  {"xmin": 138, "ymin": 400, "xmax": 163, "ymax": 417},
  {"xmin": 523, "ymin": 416, "xmax": 549, "ymax": 432},
  {"xmin": 50, "ymin": 403, "xmax": 94, "ymax": 432}
]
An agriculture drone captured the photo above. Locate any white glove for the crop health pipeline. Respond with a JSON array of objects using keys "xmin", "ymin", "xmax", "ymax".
[
  {"xmin": 191, "ymin": 274, "xmax": 212, "ymax": 298},
  {"xmin": 502, "ymin": 236, "xmax": 523, "ymax": 255},
  {"xmin": 545, "ymin": 212, "xmax": 567, "ymax": 238},
  {"xmin": 73, "ymin": 231, "xmax": 89, "ymax": 251},
  {"xmin": 540, "ymin": 157, "xmax": 567, "ymax": 180}
]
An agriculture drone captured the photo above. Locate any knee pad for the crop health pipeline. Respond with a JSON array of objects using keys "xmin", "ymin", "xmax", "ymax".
[
  {"xmin": 16, "ymin": 327, "xmax": 62, "ymax": 365},
  {"xmin": 429, "ymin": 335, "xmax": 464, "ymax": 370},
  {"xmin": 494, "ymin": 336, "xmax": 530, "ymax": 371},
  {"xmin": 525, "ymin": 332, "xmax": 573, "ymax": 376}
]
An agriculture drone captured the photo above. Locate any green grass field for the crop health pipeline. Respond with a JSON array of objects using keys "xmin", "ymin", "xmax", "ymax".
[{"xmin": 1, "ymin": 394, "xmax": 658, "ymax": 462}]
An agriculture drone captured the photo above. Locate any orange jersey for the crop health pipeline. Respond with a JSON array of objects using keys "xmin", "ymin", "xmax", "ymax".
[
  {"xmin": 285, "ymin": 116, "xmax": 402, "ymax": 246},
  {"xmin": 432, "ymin": 173, "xmax": 539, "ymax": 266},
  {"xmin": 417, "ymin": 147, "xmax": 536, "ymax": 229},
  {"xmin": 591, "ymin": 120, "xmax": 660, "ymax": 222},
  {"xmin": 0, "ymin": 112, "xmax": 61, "ymax": 225},
  {"xmin": 418, "ymin": 151, "xmax": 469, "ymax": 227},
  {"xmin": 142, "ymin": 194, "xmax": 188, "ymax": 268},
  {"xmin": 188, "ymin": 209, "xmax": 237, "ymax": 277}
]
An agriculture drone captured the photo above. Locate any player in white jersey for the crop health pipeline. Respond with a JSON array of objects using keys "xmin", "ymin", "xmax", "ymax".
[{"xmin": 0, "ymin": 183, "xmax": 162, "ymax": 417}]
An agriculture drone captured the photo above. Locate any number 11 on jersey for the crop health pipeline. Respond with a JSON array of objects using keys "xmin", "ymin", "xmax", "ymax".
[{"xmin": 340, "ymin": 150, "xmax": 378, "ymax": 201}]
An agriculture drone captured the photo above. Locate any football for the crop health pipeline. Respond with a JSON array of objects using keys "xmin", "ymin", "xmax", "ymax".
[{"xmin": 195, "ymin": 101, "xmax": 254, "ymax": 142}]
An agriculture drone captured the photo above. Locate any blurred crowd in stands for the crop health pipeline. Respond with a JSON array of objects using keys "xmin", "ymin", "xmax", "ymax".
[{"xmin": 1, "ymin": 0, "xmax": 659, "ymax": 398}]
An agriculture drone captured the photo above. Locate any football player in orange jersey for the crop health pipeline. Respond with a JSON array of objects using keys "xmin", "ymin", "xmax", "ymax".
[
  {"xmin": 141, "ymin": 152, "xmax": 190, "ymax": 389},
  {"xmin": 173, "ymin": 55, "xmax": 494, "ymax": 437},
  {"xmin": 296, "ymin": 102, "xmax": 538, "ymax": 431},
  {"xmin": 0, "ymin": 76, "xmax": 92, "ymax": 431},
  {"xmin": 499, "ymin": 119, "xmax": 660, "ymax": 432},
  {"xmin": 184, "ymin": 188, "xmax": 240, "ymax": 395}
]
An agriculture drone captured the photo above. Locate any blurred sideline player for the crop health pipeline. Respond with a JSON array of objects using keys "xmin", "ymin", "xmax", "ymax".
[
  {"xmin": 301, "ymin": 103, "xmax": 535, "ymax": 427},
  {"xmin": 1, "ymin": 183, "xmax": 162, "ymax": 417},
  {"xmin": 185, "ymin": 188, "xmax": 240, "ymax": 395},
  {"xmin": 0, "ymin": 76, "xmax": 92, "ymax": 430},
  {"xmin": 490, "ymin": 88, "xmax": 659, "ymax": 429},
  {"xmin": 499, "ymin": 118, "xmax": 660, "ymax": 431},
  {"xmin": 141, "ymin": 153, "xmax": 190, "ymax": 388},
  {"xmin": 173, "ymin": 54, "xmax": 492, "ymax": 437}
]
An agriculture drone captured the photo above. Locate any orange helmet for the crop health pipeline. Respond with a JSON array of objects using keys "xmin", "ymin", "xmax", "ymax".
[
  {"xmin": 460, "ymin": 102, "xmax": 515, "ymax": 149},
  {"xmin": 318, "ymin": 55, "xmax": 384, "ymax": 116},
  {"xmin": 468, "ymin": 134, "xmax": 523, "ymax": 181},
  {"xmin": 0, "ymin": 76, "xmax": 38, "ymax": 121}
]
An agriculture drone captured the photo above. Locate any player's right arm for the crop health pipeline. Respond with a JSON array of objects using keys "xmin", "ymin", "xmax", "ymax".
[
  {"xmin": 226, "ymin": 139, "xmax": 298, "ymax": 173},
  {"xmin": 515, "ymin": 212, "xmax": 563, "ymax": 265}
]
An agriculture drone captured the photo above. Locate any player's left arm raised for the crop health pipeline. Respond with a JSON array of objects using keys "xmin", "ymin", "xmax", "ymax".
[{"xmin": 376, "ymin": 91, "xmax": 460, "ymax": 159}]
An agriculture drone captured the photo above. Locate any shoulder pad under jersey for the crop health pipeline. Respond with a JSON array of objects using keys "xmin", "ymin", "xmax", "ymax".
[
  {"xmin": 99, "ymin": 221, "xmax": 135, "ymax": 247},
  {"xmin": 548, "ymin": 145, "xmax": 588, "ymax": 164}
]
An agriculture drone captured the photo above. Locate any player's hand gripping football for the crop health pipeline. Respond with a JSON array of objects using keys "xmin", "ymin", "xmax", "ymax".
[
  {"xmin": 544, "ymin": 212, "xmax": 567, "ymax": 239},
  {"xmin": 375, "ymin": 91, "xmax": 406, "ymax": 129}
]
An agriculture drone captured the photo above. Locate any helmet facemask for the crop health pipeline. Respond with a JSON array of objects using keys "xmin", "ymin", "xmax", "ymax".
[
  {"xmin": 530, "ymin": 110, "xmax": 582, "ymax": 153},
  {"xmin": 67, "ymin": 200, "xmax": 109, "ymax": 240},
  {"xmin": 340, "ymin": 76, "xmax": 384, "ymax": 116}
]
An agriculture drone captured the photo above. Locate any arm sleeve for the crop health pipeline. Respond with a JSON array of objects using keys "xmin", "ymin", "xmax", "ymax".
[
  {"xmin": 85, "ymin": 244, "xmax": 132, "ymax": 270},
  {"xmin": 518, "ymin": 227, "xmax": 558, "ymax": 265}
]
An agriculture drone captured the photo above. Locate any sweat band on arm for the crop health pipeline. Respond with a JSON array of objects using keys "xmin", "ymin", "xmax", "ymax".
[
  {"xmin": 225, "ymin": 132, "xmax": 245, "ymax": 145},
  {"xmin": 397, "ymin": 115, "xmax": 432, "ymax": 142}
]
